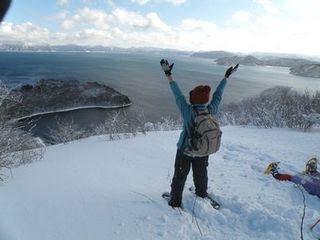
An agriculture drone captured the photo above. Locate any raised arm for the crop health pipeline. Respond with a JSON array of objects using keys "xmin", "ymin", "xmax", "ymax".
[
  {"xmin": 169, "ymin": 78, "xmax": 189, "ymax": 113},
  {"xmin": 160, "ymin": 59, "xmax": 188, "ymax": 113},
  {"xmin": 208, "ymin": 64, "xmax": 239, "ymax": 114},
  {"xmin": 208, "ymin": 78, "xmax": 227, "ymax": 114}
]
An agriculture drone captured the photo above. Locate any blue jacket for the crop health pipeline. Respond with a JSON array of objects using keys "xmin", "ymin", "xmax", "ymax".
[
  {"xmin": 169, "ymin": 78, "xmax": 227, "ymax": 150},
  {"xmin": 291, "ymin": 173, "xmax": 320, "ymax": 197}
]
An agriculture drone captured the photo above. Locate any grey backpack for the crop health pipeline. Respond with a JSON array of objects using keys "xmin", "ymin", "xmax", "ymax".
[{"xmin": 187, "ymin": 109, "xmax": 222, "ymax": 157}]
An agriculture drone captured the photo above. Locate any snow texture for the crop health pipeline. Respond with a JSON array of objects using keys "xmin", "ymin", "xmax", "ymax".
[{"xmin": 0, "ymin": 126, "xmax": 320, "ymax": 240}]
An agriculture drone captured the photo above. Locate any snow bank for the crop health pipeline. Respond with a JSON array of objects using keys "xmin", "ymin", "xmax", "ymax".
[{"xmin": 0, "ymin": 126, "xmax": 319, "ymax": 240}]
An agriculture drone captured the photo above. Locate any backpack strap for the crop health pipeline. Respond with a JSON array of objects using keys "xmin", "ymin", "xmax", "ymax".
[{"xmin": 192, "ymin": 106, "xmax": 210, "ymax": 117}]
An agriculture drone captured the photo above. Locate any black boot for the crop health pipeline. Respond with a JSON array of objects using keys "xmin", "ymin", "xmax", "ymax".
[{"xmin": 168, "ymin": 197, "xmax": 182, "ymax": 208}]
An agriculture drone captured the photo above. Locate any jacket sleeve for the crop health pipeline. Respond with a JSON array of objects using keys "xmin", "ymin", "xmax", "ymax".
[
  {"xmin": 208, "ymin": 78, "xmax": 227, "ymax": 114},
  {"xmin": 290, "ymin": 175, "xmax": 303, "ymax": 185},
  {"xmin": 169, "ymin": 81, "xmax": 189, "ymax": 115},
  {"xmin": 273, "ymin": 173, "xmax": 292, "ymax": 181}
]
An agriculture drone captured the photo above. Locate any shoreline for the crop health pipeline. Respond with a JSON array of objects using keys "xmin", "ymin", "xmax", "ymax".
[{"xmin": 14, "ymin": 103, "xmax": 132, "ymax": 122}]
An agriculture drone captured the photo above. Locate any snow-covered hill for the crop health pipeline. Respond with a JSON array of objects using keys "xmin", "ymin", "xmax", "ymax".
[{"xmin": 0, "ymin": 126, "xmax": 320, "ymax": 240}]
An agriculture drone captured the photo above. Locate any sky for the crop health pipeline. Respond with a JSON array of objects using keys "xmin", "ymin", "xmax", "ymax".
[{"xmin": 1, "ymin": 0, "xmax": 320, "ymax": 56}]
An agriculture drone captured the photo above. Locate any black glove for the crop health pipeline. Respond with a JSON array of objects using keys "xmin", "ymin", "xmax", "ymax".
[
  {"xmin": 225, "ymin": 63, "xmax": 239, "ymax": 78},
  {"xmin": 160, "ymin": 59, "xmax": 174, "ymax": 77}
]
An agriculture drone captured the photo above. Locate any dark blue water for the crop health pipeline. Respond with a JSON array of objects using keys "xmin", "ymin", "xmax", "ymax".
[{"xmin": 1, "ymin": 51, "xmax": 319, "ymax": 140}]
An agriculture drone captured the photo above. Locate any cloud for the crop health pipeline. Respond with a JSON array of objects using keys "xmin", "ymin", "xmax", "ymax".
[
  {"xmin": 54, "ymin": 11, "xmax": 70, "ymax": 20},
  {"xmin": 107, "ymin": 0, "xmax": 115, "ymax": 7},
  {"xmin": 62, "ymin": 19, "xmax": 74, "ymax": 30},
  {"xmin": 2, "ymin": 1, "xmax": 320, "ymax": 56},
  {"xmin": 57, "ymin": 0, "xmax": 69, "ymax": 6},
  {"xmin": 59, "ymin": 7, "xmax": 111, "ymax": 30},
  {"xmin": 57, "ymin": 7, "xmax": 170, "ymax": 32},
  {"xmin": 130, "ymin": 0, "xmax": 152, "ymax": 5},
  {"xmin": 167, "ymin": 0, "xmax": 187, "ymax": 6},
  {"xmin": 252, "ymin": 0, "xmax": 279, "ymax": 15},
  {"xmin": 180, "ymin": 19, "xmax": 217, "ymax": 32},
  {"xmin": 111, "ymin": 8, "xmax": 170, "ymax": 31},
  {"xmin": 0, "ymin": 22, "xmax": 50, "ymax": 44},
  {"xmin": 130, "ymin": 0, "xmax": 186, "ymax": 6},
  {"xmin": 112, "ymin": 8, "xmax": 149, "ymax": 29},
  {"xmin": 76, "ymin": 7, "xmax": 111, "ymax": 29},
  {"xmin": 146, "ymin": 13, "xmax": 171, "ymax": 31},
  {"xmin": 1, "ymin": 15, "xmax": 319, "ymax": 55},
  {"xmin": 230, "ymin": 10, "xmax": 252, "ymax": 25}
]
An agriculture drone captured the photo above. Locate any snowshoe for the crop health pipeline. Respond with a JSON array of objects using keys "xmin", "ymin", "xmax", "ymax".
[
  {"xmin": 264, "ymin": 161, "xmax": 280, "ymax": 175},
  {"xmin": 189, "ymin": 187, "xmax": 220, "ymax": 210}
]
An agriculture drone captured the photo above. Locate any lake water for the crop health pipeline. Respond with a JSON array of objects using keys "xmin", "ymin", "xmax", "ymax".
[{"xmin": 0, "ymin": 51, "xmax": 319, "ymax": 140}]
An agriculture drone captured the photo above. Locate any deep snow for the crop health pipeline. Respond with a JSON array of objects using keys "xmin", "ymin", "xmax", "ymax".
[{"xmin": 0, "ymin": 126, "xmax": 320, "ymax": 240}]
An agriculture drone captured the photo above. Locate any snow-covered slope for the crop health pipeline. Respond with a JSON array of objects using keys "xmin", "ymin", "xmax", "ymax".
[{"xmin": 0, "ymin": 126, "xmax": 320, "ymax": 240}]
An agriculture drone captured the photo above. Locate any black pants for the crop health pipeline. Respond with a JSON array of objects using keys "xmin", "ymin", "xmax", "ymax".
[{"xmin": 170, "ymin": 149, "xmax": 209, "ymax": 205}]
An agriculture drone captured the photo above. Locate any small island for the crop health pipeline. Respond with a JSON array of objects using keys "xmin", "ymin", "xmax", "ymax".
[
  {"xmin": 0, "ymin": 79, "xmax": 132, "ymax": 120},
  {"xmin": 290, "ymin": 64, "xmax": 320, "ymax": 78}
]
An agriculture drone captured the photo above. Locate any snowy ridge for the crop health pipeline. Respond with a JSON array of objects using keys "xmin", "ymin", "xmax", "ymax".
[
  {"xmin": 13, "ymin": 103, "xmax": 132, "ymax": 121},
  {"xmin": 0, "ymin": 126, "xmax": 319, "ymax": 240}
]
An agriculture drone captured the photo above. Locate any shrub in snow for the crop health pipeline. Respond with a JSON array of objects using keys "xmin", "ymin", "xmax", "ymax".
[
  {"xmin": 93, "ymin": 111, "xmax": 181, "ymax": 141},
  {"xmin": 144, "ymin": 117, "xmax": 182, "ymax": 132},
  {"xmin": 93, "ymin": 108, "xmax": 146, "ymax": 140},
  {"xmin": 311, "ymin": 91, "xmax": 320, "ymax": 115},
  {"xmin": 219, "ymin": 86, "xmax": 319, "ymax": 131},
  {"xmin": 0, "ymin": 81, "xmax": 44, "ymax": 180},
  {"xmin": 48, "ymin": 108, "xmax": 146, "ymax": 144},
  {"xmin": 49, "ymin": 118, "xmax": 88, "ymax": 144},
  {"xmin": 0, "ymin": 80, "xmax": 22, "ymax": 119},
  {"xmin": 0, "ymin": 121, "xmax": 45, "ymax": 179}
]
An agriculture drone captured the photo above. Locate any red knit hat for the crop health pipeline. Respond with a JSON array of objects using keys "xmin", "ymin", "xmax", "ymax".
[{"xmin": 189, "ymin": 85, "xmax": 211, "ymax": 104}]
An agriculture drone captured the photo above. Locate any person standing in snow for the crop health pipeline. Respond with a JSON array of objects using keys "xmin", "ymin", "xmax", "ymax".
[
  {"xmin": 265, "ymin": 158, "xmax": 320, "ymax": 198},
  {"xmin": 160, "ymin": 59, "xmax": 239, "ymax": 208}
]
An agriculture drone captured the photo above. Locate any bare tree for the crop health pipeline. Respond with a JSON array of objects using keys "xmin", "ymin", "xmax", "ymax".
[
  {"xmin": 93, "ymin": 108, "xmax": 146, "ymax": 140},
  {"xmin": 49, "ymin": 117, "xmax": 88, "ymax": 144},
  {"xmin": 0, "ymin": 80, "xmax": 22, "ymax": 119},
  {"xmin": 0, "ymin": 80, "xmax": 44, "ymax": 180},
  {"xmin": 0, "ymin": 123, "xmax": 45, "ymax": 179}
]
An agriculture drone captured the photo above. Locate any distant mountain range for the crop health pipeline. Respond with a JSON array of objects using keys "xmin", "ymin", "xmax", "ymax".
[
  {"xmin": 214, "ymin": 55, "xmax": 318, "ymax": 68},
  {"xmin": 0, "ymin": 43, "xmax": 189, "ymax": 55},
  {"xmin": 191, "ymin": 50, "xmax": 236, "ymax": 59},
  {"xmin": 191, "ymin": 50, "xmax": 320, "ymax": 78},
  {"xmin": 1, "ymin": 43, "xmax": 319, "ymax": 78},
  {"xmin": 191, "ymin": 51, "xmax": 317, "ymax": 66},
  {"xmin": 0, "ymin": 43, "xmax": 119, "ymax": 52}
]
